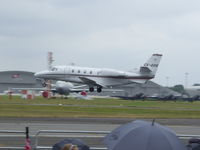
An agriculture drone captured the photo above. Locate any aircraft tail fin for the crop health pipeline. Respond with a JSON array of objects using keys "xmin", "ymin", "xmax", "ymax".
[{"xmin": 140, "ymin": 54, "xmax": 162, "ymax": 76}]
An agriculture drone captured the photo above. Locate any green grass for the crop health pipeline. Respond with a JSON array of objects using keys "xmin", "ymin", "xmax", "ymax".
[{"xmin": 0, "ymin": 95, "xmax": 200, "ymax": 118}]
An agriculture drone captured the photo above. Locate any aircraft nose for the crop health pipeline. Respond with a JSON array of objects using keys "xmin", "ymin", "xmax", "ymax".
[
  {"xmin": 34, "ymin": 71, "xmax": 47, "ymax": 78},
  {"xmin": 34, "ymin": 72, "xmax": 41, "ymax": 78}
]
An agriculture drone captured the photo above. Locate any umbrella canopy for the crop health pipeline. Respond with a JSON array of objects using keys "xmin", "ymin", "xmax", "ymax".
[
  {"xmin": 52, "ymin": 138, "xmax": 90, "ymax": 150},
  {"xmin": 103, "ymin": 120, "xmax": 186, "ymax": 150}
]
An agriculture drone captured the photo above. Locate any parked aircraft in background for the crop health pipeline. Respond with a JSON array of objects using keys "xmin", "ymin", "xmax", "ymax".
[
  {"xmin": 51, "ymin": 81, "xmax": 87, "ymax": 95},
  {"xmin": 184, "ymin": 84, "xmax": 200, "ymax": 99},
  {"xmin": 50, "ymin": 81, "xmax": 121, "ymax": 95},
  {"xmin": 11, "ymin": 81, "xmax": 87, "ymax": 97},
  {"xmin": 35, "ymin": 54, "xmax": 162, "ymax": 93}
]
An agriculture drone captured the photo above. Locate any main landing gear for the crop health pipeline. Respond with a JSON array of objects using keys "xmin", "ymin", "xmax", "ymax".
[
  {"xmin": 97, "ymin": 86, "xmax": 102, "ymax": 93},
  {"xmin": 89, "ymin": 86, "xmax": 102, "ymax": 93},
  {"xmin": 89, "ymin": 87, "xmax": 94, "ymax": 92}
]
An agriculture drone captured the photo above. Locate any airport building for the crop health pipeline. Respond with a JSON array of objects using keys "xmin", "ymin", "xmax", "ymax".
[
  {"xmin": 0, "ymin": 70, "xmax": 179, "ymax": 98},
  {"xmin": 0, "ymin": 71, "xmax": 42, "ymax": 93}
]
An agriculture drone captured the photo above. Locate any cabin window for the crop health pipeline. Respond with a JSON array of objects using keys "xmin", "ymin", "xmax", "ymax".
[
  {"xmin": 90, "ymin": 71, "xmax": 92, "ymax": 74},
  {"xmin": 78, "ymin": 70, "xmax": 80, "ymax": 73},
  {"xmin": 72, "ymin": 69, "xmax": 74, "ymax": 73},
  {"xmin": 84, "ymin": 70, "xmax": 86, "ymax": 74}
]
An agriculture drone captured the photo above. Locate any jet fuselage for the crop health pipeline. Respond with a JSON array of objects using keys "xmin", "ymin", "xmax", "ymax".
[
  {"xmin": 35, "ymin": 66, "xmax": 153, "ymax": 87},
  {"xmin": 35, "ymin": 54, "xmax": 162, "ymax": 92}
]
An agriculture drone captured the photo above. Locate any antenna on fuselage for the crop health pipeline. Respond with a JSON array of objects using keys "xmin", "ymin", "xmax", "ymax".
[{"xmin": 47, "ymin": 52, "xmax": 54, "ymax": 70}]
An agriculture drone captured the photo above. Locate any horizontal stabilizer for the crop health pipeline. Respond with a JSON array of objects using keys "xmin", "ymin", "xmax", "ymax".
[{"xmin": 130, "ymin": 79, "xmax": 147, "ymax": 84}]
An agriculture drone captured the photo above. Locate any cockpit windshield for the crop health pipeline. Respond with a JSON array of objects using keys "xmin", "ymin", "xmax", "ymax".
[
  {"xmin": 51, "ymin": 67, "xmax": 58, "ymax": 71},
  {"xmin": 51, "ymin": 66, "xmax": 66, "ymax": 72}
]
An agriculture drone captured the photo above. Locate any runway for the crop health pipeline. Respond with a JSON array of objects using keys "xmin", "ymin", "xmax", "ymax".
[{"xmin": 0, "ymin": 118, "xmax": 200, "ymax": 149}]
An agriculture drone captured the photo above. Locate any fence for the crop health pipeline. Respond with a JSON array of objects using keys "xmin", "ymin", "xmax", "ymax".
[
  {"xmin": 0, "ymin": 130, "xmax": 26, "ymax": 149},
  {"xmin": 0, "ymin": 129, "xmax": 200, "ymax": 150},
  {"xmin": 35, "ymin": 130, "xmax": 110, "ymax": 150}
]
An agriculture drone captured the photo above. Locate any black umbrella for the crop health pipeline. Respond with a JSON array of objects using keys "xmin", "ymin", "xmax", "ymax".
[
  {"xmin": 52, "ymin": 138, "xmax": 90, "ymax": 150},
  {"xmin": 187, "ymin": 138, "xmax": 200, "ymax": 150},
  {"xmin": 103, "ymin": 120, "xmax": 186, "ymax": 150}
]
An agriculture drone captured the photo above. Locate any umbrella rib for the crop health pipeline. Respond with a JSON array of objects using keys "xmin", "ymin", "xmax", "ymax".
[
  {"xmin": 159, "ymin": 127, "xmax": 175, "ymax": 150},
  {"xmin": 144, "ymin": 127, "xmax": 153, "ymax": 150},
  {"xmin": 110, "ymin": 126, "xmax": 146, "ymax": 150}
]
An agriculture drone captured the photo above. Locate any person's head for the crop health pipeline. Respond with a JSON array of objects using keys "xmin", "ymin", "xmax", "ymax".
[{"xmin": 62, "ymin": 144, "xmax": 79, "ymax": 150}]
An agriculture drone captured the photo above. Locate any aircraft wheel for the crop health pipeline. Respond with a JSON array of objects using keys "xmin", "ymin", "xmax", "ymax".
[
  {"xmin": 97, "ymin": 86, "xmax": 102, "ymax": 93},
  {"xmin": 42, "ymin": 82, "xmax": 47, "ymax": 87},
  {"xmin": 89, "ymin": 87, "xmax": 94, "ymax": 92}
]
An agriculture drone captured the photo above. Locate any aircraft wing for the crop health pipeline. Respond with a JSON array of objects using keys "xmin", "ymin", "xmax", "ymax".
[
  {"xmin": 99, "ymin": 89, "xmax": 124, "ymax": 92},
  {"xmin": 79, "ymin": 77, "xmax": 107, "ymax": 87},
  {"xmin": 79, "ymin": 77, "xmax": 141, "ymax": 87},
  {"xmin": 72, "ymin": 84, "xmax": 88, "ymax": 89},
  {"xmin": 70, "ymin": 88, "xmax": 88, "ymax": 92},
  {"xmin": 71, "ymin": 88, "xmax": 123, "ymax": 92}
]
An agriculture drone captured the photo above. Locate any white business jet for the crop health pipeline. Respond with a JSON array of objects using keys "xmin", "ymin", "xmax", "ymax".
[{"xmin": 35, "ymin": 54, "xmax": 162, "ymax": 93}]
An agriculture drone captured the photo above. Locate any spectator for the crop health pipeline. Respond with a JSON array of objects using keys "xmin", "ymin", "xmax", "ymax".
[
  {"xmin": 52, "ymin": 138, "xmax": 89, "ymax": 150},
  {"xmin": 62, "ymin": 144, "xmax": 79, "ymax": 150}
]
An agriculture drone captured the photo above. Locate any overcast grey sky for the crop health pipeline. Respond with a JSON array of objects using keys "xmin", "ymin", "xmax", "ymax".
[{"xmin": 0, "ymin": 0, "xmax": 200, "ymax": 86}]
